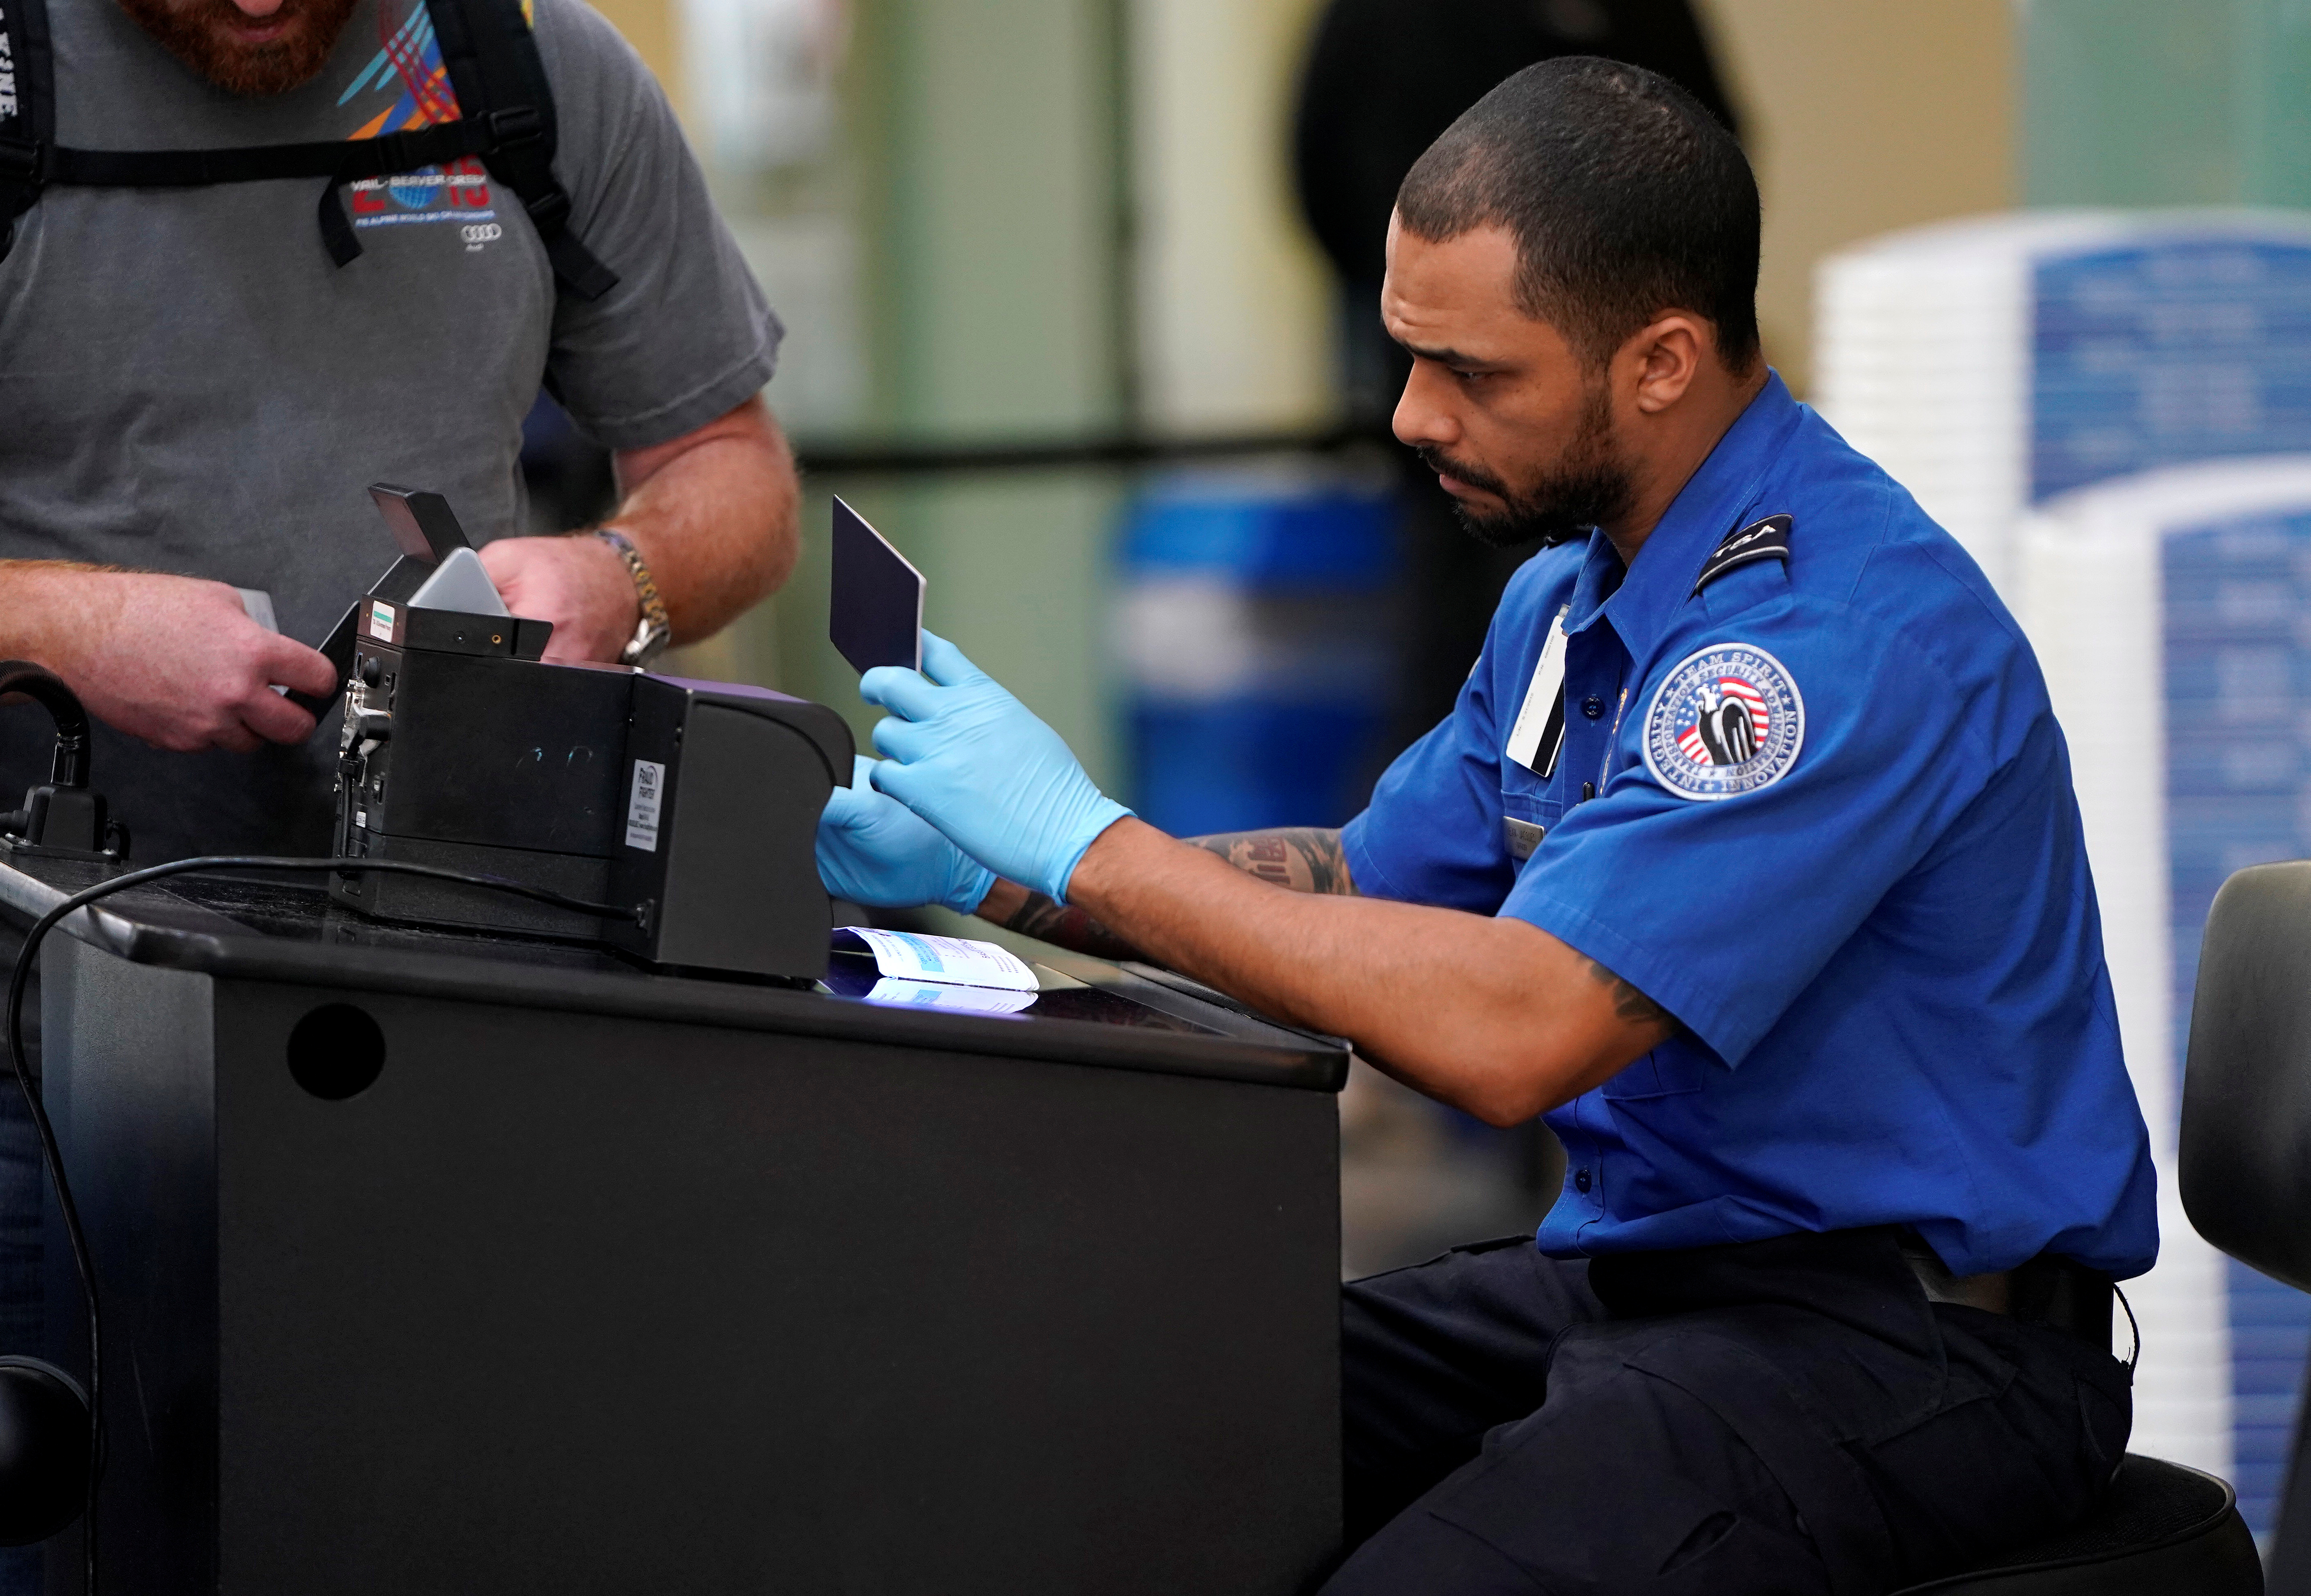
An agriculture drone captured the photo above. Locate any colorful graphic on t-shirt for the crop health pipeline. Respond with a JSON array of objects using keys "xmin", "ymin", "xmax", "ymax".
[{"xmin": 335, "ymin": 0, "xmax": 497, "ymax": 236}]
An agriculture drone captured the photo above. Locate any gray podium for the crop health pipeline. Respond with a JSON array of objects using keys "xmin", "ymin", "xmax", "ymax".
[{"xmin": 0, "ymin": 858, "xmax": 1346, "ymax": 1594}]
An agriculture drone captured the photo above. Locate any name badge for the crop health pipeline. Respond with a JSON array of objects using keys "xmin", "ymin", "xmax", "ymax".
[{"xmin": 1504, "ymin": 606, "xmax": 1571, "ymax": 777}]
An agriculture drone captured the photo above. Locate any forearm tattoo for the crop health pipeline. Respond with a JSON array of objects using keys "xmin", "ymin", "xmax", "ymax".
[
  {"xmin": 996, "ymin": 827, "xmax": 1356, "ymax": 960},
  {"xmin": 1000, "ymin": 892, "xmax": 1147, "ymax": 962},
  {"xmin": 1188, "ymin": 828, "xmax": 1359, "ymax": 896},
  {"xmin": 1585, "ymin": 957, "xmax": 1678, "ymax": 1032}
]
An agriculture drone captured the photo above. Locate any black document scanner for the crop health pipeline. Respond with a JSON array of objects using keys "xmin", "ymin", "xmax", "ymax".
[{"xmin": 316, "ymin": 485, "xmax": 851, "ymax": 981}]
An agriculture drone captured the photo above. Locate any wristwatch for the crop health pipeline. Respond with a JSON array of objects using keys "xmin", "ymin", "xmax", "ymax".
[{"xmin": 593, "ymin": 528, "xmax": 673, "ymax": 667}]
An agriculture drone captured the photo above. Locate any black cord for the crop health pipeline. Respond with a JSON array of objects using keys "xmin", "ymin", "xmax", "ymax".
[
  {"xmin": 2114, "ymin": 1281, "xmax": 2141, "ymax": 1375},
  {"xmin": 4, "ymin": 855, "xmax": 646, "ymax": 1596}
]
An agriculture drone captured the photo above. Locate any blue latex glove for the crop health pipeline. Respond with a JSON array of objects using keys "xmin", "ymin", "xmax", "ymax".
[
  {"xmin": 816, "ymin": 754, "xmax": 998, "ymax": 913},
  {"xmin": 861, "ymin": 632, "xmax": 1132, "ymax": 903}
]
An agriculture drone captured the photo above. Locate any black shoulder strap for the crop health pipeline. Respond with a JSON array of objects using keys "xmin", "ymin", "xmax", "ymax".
[
  {"xmin": 0, "ymin": 0, "xmax": 56, "ymax": 264},
  {"xmin": 46, "ymin": 121, "xmax": 497, "ymax": 264},
  {"xmin": 1692, "ymin": 514, "xmax": 1792, "ymax": 596},
  {"xmin": 0, "ymin": 0, "xmax": 617, "ymax": 299},
  {"xmin": 427, "ymin": 0, "xmax": 617, "ymax": 302}
]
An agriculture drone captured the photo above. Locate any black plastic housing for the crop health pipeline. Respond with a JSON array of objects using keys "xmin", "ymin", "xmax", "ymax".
[{"xmin": 328, "ymin": 599, "xmax": 850, "ymax": 982}]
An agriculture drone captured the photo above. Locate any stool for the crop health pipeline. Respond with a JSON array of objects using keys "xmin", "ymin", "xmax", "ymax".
[
  {"xmin": 1890, "ymin": 1454, "xmax": 2261, "ymax": 1594},
  {"xmin": 2180, "ymin": 860, "xmax": 2311, "ymax": 1595}
]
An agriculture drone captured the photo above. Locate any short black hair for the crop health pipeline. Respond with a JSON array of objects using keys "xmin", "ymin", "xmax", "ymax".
[{"xmin": 1394, "ymin": 56, "xmax": 1760, "ymax": 373}]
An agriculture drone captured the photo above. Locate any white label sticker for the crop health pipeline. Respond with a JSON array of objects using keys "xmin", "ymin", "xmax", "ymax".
[
  {"xmin": 368, "ymin": 600, "xmax": 395, "ymax": 641},
  {"xmin": 1505, "ymin": 606, "xmax": 1572, "ymax": 774},
  {"xmin": 625, "ymin": 759, "xmax": 665, "ymax": 851}
]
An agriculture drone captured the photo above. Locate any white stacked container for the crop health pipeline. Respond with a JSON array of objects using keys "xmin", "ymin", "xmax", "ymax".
[
  {"xmin": 2022, "ymin": 460, "xmax": 2311, "ymax": 1537},
  {"xmin": 1818, "ymin": 212, "xmax": 2311, "ymax": 1543},
  {"xmin": 1816, "ymin": 210, "xmax": 2311, "ymax": 603}
]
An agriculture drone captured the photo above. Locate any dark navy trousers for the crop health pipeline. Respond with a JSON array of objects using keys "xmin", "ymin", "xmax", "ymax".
[{"xmin": 1330, "ymin": 1228, "xmax": 2133, "ymax": 1595}]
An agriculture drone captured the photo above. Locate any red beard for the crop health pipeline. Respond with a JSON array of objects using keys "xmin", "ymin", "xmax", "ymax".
[{"xmin": 113, "ymin": 0, "xmax": 360, "ymax": 97}]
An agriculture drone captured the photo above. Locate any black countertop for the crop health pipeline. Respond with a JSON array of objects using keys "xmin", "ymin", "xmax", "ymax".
[{"xmin": 0, "ymin": 857, "xmax": 1347, "ymax": 1093}]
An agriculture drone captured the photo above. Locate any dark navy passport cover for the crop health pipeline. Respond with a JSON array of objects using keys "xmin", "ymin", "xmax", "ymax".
[{"xmin": 830, "ymin": 496, "xmax": 924, "ymax": 674}]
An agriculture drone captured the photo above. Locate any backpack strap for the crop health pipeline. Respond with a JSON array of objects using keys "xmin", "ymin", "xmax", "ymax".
[
  {"xmin": 49, "ymin": 120, "xmax": 502, "ymax": 264},
  {"xmin": 45, "ymin": 124, "xmax": 486, "ymax": 186},
  {"xmin": 0, "ymin": 0, "xmax": 57, "ymax": 264},
  {"xmin": 426, "ymin": 0, "xmax": 617, "ymax": 302},
  {"xmin": 0, "ymin": 0, "xmax": 618, "ymax": 297},
  {"xmin": 18, "ymin": 109, "xmax": 594, "ymax": 274}
]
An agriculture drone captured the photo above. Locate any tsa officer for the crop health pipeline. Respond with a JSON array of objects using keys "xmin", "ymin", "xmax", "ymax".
[{"xmin": 816, "ymin": 57, "xmax": 2155, "ymax": 1594}]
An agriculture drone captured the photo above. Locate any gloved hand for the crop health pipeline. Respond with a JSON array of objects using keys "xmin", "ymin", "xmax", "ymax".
[
  {"xmin": 816, "ymin": 754, "xmax": 998, "ymax": 913},
  {"xmin": 861, "ymin": 632, "xmax": 1132, "ymax": 903}
]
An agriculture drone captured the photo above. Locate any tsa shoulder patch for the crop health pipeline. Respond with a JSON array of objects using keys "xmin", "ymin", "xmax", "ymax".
[
  {"xmin": 1642, "ymin": 643, "xmax": 1806, "ymax": 801},
  {"xmin": 1691, "ymin": 514, "xmax": 1792, "ymax": 595}
]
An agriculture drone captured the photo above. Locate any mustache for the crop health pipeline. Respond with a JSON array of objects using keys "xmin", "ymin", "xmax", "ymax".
[{"xmin": 1412, "ymin": 444, "xmax": 1513, "ymax": 499}]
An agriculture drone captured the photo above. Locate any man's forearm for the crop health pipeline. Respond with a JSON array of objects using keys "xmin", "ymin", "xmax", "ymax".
[
  {"xmin": 0, "ymin": 561, "xmax": 122, "ymax": 659},
  {"xmin": 1189, "ymin": 826, "xmax": 1359, "ymax": 896},
  {"xmin": 979, "ymin": 880, "xmax": 1148, "ymax": 961},
  {"xmin": 1062, "ymin": 818, "xmax": 1672, "ymax": 1124},
  {"xmin": 0, "ymin": 562, "xmax": 338, "ymax": 751},
  {"xmin": 976, "ymin": 826, "xmax": 1358, "ymax": 960},
  {"xmin": 607, "ymin": 396, "xmax": 799, "ymax": 642}
]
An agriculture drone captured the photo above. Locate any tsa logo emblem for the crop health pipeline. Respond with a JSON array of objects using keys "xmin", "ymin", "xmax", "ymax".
[{"xmin": 1642, "ymin": 643, "xmax": 1805, "ymax": 801}]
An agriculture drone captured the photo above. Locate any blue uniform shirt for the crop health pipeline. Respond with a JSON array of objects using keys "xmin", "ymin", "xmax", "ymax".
[{"xmin": 1342, "ymin": 374, "xmax": 2159, "ymax": 1280}]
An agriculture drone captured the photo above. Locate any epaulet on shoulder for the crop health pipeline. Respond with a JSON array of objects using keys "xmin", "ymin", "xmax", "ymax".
[{"xmin": 1691, "ymin": 514, "xmax": 1791, "ymax": 596}]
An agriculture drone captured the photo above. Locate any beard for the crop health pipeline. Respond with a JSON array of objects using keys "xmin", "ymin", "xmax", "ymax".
[
  {"xmin": 1414, "ymin": 383, "xmax": 1636, "ymax": 551},
  {"xmin": 115, "ymin": 0, "xmax": 361, "ymax": 96}
]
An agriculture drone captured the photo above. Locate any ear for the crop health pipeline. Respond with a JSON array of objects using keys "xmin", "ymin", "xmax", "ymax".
[{"xmin": 1624, "ymin": 314, "xmax": 1710, "ymax": 414}]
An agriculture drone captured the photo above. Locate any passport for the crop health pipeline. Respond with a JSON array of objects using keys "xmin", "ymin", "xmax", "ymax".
[{"xmin": 829, "ymin": 496, "xmax": 924, "ymax": 675}]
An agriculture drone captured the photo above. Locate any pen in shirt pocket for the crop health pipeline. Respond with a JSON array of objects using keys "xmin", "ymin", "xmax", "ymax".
[{"xmin": 1583, "ymin": 687, "xmax": 1630, "ymax": 800}]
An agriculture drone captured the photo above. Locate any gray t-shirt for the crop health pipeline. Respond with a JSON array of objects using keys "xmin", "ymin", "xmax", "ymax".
[{"xmin": 0, "ymin": 0, "xmax": 779, "ymax": 860}]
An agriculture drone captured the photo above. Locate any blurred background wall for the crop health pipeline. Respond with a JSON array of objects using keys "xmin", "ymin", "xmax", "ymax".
[
  {"xmin": 1711, "ymin": 0, "xmax": 2010, "ymax": 392},
  {"xmin": 2023, "ymin": 0, "xmax": 2311, "ymax": 209},
  {"xmin": 550, "ymin": 0, "xmax": 2033, "ymax": 850},
  {"xmin": 529, "ymin": 0, "xmax": 2311, "ymax": 1544},
  {"xmin": 573, "ymin": 0, "xmax": 2025, "ymax": 777}
]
